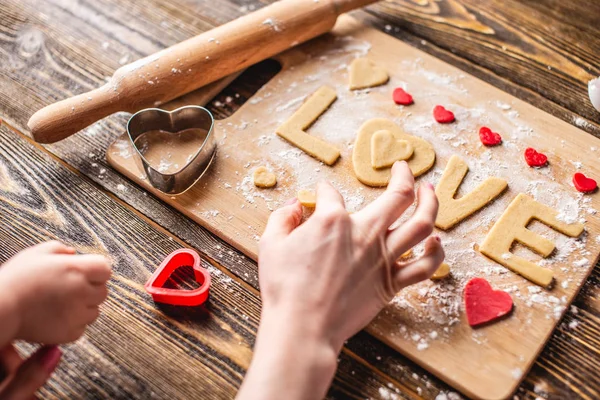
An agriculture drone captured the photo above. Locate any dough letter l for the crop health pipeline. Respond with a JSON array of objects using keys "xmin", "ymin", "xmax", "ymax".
[{"xmin": 276, "ymin": 86, "xmax": 341, "ymax": 165}]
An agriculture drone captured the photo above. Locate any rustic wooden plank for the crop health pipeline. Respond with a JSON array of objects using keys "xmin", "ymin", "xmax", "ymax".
[
  {"xmin": 363, "ymin": 0, "xmax": 600, "ymax": 136},
  {"xmin": 0, "ymin": 125, "xmax": 254, "ymax": 398},
  {"xmin": 0, "ymin": 121, "xmax": 443, "ymax": 399},
  {"xmin": 0, "ymin": 0, "xmax": 599, "ymax": 398}
]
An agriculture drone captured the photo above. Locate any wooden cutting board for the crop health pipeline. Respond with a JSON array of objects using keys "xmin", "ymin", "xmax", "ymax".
[{"xmin": 107, "ymin": 15, "xmax": 600, "ymax": 399}]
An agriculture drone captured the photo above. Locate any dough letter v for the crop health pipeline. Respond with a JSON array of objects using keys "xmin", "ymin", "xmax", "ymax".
[{"xmin": 435, "ymin": 155, "xmax": 507, "ymax": 230}]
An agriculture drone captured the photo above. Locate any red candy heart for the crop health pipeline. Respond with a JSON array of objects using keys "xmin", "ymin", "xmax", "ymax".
[
  {"xmin": 433, "ymin": 105, "xmax": 455, "ymax": 123},
  {"xmin": 464, "ymin": 278, "xmax": 513, "ymax": 327},
  {"xmin": 145, "ymin": 249, "xmax": 211, "ymax": 306},
  {"xmin": 479, "ymin": 126, "xmax": 502, "ymax": 146},
  {"xmin": 573, "ymin": 172, "xmax": 597, "ymax": 193},
  {"xmin": 524, "ymin": 147, "xmax": 548, "ymax": 167},
  {"xmin": 393, "ymin": 87, "xmax": 414, "ymax": 105}
]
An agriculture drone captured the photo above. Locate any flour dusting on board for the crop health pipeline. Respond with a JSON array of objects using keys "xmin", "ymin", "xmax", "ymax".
[
  {"xmin": 103, "ymin": 24, "xmax": 599, "ymax": 370},
  {"xmin": 204, "ymin": 31, "xmax": 600, "ymax": 358}
]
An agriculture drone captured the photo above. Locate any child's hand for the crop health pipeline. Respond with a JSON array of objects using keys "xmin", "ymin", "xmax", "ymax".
[
  {"xmin": 0, "ymin": 344, "xmax": 62, "ymax": 399},
  {"xmin": 0, "ymin": 241, "xmax": 112, "ymax": 344}
]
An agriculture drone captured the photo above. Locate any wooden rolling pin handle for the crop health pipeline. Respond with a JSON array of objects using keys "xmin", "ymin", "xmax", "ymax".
[
  {"xmin": 28, "ymin": 85, "xmax": 120, "ymax": 143},
  {"xmin": 28, "ymin": 0, "xmax": 379, "ymax": 144}
]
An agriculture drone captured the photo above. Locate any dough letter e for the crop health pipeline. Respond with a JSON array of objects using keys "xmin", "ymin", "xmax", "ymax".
[{"xmin": 480, "ymin": 194, "xmax": 584, "ymax": 287}]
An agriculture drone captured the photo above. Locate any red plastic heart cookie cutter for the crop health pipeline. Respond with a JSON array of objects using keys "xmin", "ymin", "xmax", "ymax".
[{"xmin": 145, "ymin": 249, "xmax": 211, "ymax": 306}]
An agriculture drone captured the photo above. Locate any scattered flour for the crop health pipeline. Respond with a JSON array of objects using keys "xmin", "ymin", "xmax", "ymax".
[
  {"xmin": 188, "ymin": 34, "xmax": 599, "ymax": 356},
  {"xmin": 262, "ymin": 18, "xmax": 281, "ymax": 32},
  {"xmin": 572, "ymin": 116, "xmax": 593, "ymax": 130}
]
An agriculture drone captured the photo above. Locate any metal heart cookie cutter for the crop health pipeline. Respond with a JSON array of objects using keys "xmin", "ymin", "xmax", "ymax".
[{"xmin": 127, "ymin": 106, "xmax": 216, "ymax": 195}]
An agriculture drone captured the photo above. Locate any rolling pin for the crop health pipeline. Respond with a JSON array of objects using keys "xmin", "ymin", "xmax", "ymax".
[{"xmin": 28, "ymin": 0, "xmax": 379, "ymax": 143}]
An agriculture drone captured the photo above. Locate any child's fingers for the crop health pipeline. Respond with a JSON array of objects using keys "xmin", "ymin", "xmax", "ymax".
[
  {"xmin": 0, "ymin": 345, "xmax": 23, "ymax": 377},
  {"xmin": 392, "ymin": 236, "xmax": 444, "ymax": 292},
  {"xmin": 74, "ymin": 254, "xmax": 112, "ymax": 284},
  {"xmin": 0, "ymin": 346, "xmax": 61, "ymax": 400},
  {"xmin": 30, "ymin": 241, "xmax": 75, "ymax": 255},
  {"xmin": 82, "ymin": 306, "xmax": 101, "ymax": 325},
  {"xmin": 84, "ymin": 284, "xmax": 109, "ymax": 306}
]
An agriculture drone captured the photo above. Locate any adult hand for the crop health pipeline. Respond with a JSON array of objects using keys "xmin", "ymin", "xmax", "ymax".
[
  {"xmin": 0, "ymin": 344, "xmax": 61, "ymax": 400},
  {"xmin": 0, "ymin": 241, "xmax": 112, "ymax": 344},
  {"xmin": 238, "ymin": 161, "xmax": 444, "ymax": 400}
]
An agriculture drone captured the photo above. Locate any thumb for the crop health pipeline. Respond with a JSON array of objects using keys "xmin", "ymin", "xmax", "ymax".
[
  {"xmin": 1, "ymin": 346, "xmax": 61, "ymax": 400},
  {"xmin": 262, "ymin": 198, "xmax": 303, "ymax": 240}
]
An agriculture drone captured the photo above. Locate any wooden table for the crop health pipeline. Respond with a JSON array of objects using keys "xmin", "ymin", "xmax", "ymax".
[{"xmin": 0, "ymin": 1, "xmax": 598, "ymax": 398}]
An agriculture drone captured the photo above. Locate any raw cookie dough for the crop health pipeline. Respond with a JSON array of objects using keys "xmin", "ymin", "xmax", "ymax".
[
  {"xmin": 297, "ymin": 189, "xmax": 316, "ymax": 207},
  {"xmin": 276, "ymin": 86, "xmax": 340, "ymax": 165},
  {"xmin": 479, "ymin": 193, "xmax": 585, "ymax": 287},
  {"xmin": 431, "ymin": 263, "xmax": 450, "ymax": 280},
  {"xmin": 352, "ymin": 119, "xmax": 435, "ymax": 187},
  {"xmin": 371, "ymin": 130, "xmax": 413, "ymax": 169},
  {"xmin": 435, "ymin": 155, "xmax": 507, "ymax": 230},
  {"xmin": 400, "ymin": 249, "xmax": 413, "ymax": 260},
  {"xmin": 253, "ymin": 166, "xmax": 277, "ymax": 188},
  {"xmin": 349, "ymin": 58, "xmax": 389, "ymax": 90}
]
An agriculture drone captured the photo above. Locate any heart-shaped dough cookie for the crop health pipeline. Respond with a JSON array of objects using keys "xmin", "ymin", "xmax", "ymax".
[
  {"xmin": 464, "ymin": 278, "xmax": 513, "ymax": 327},
  {"xmin": 370, "ymin": 130, "xmax": 414, "ymax": 169},
  {"xmin": 352, "ymin": 119, "xmax": 436, "ymax": 187},
  {"xmin": 349, "ymin": 58, "xmax": 389, "ymax": 90},
  {"xmin": 253, "ymin": 166, "xmax": 277, "ymax": 188}
]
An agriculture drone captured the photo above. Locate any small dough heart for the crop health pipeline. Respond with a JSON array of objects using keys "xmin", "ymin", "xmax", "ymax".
[
  {"xmin": 253, "ymin": 166, "xmax": 277, "ymax": 188},
  {"xmin": 370, "ymin": 130, "xmax": 414, "ymax": 169},
  {"xmin": 297, "ymin": 189, "xmax": 316, "ymax": 207},
  {"xmin": 430, "ymin": 262, "xmax": 451, "ymax": 280},
  {"xmin": 349, "ymin": 58, "xmax": 389, "ymax": 90}
]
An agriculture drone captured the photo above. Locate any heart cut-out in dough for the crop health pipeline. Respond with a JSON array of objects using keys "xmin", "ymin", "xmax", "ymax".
[
  {"xmin": 370, "ymin": 130, "xmax": 414, "ymax": 169},
  {"xmin": 352, "ymin": 119, "xmax": 436, "ymax": 187},
  {"xmin": 349, "ymin": 58, "xmax": 389, "ymax": 90}
]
